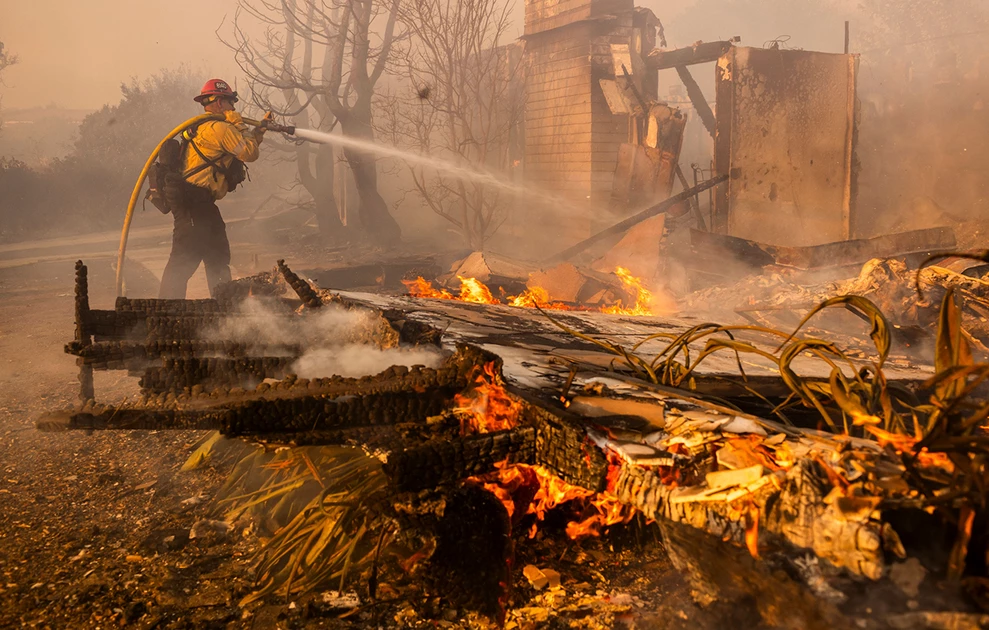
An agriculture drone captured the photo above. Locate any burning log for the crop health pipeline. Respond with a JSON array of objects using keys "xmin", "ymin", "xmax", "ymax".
[{"xmin": 384, "ymin": 428, "xmax": 536, "ymax": 492}]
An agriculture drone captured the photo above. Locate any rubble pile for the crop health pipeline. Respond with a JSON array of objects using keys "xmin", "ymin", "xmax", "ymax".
[
  {"xmin": 683, "ymin": 256, "xmax": 989, "ymax": 348},
  {"xmin": 38, "ymin": 258, "xmax": 989, "ymax": 625}
]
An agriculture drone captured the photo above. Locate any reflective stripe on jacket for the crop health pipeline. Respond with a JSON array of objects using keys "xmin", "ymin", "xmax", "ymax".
[{"xmin": 182, "ymin": 111, "xmax": 262, "ymax": 200}]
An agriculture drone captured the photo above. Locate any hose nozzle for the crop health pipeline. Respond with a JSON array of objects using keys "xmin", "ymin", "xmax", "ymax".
[
  {"xmin": 264, "ymin": 121, "xmax": 297, "ymax": 135},
  {"xmin": 245, "ymin": 114, "xmax": 297, "ymax": 136}
]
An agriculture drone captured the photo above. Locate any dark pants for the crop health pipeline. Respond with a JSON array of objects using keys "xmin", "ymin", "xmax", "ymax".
[{"xmin": 158, "ymin": 191, "xmax": 231, "ymax": 299}]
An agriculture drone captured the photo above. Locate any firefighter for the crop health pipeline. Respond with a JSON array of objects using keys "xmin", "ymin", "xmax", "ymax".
[{"xmin": 158, "ymin": 78, "xmax": 269, "ymax": 299}]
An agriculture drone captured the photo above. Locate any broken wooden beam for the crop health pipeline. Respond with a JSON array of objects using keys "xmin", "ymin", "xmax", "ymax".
[
  {"xmin": 547, "ymin": 173, "xmax": 729, "ymax": 263},
  {"xmin": 690, "ymin": 226, "xmax": 958, "ymax": 271},
  {"xmin": 646, "ymin": 40, "xmax": 736, "ymax": 70},
  {"xmin": 675, "ymin": 65, "xmax": 716, "ymax": 137},
  {"xmin": 278, "ymin": 259, "xmax": 322, "ymax": 308}
]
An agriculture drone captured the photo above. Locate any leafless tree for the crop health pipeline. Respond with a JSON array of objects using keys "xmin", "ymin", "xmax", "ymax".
[
  {"xmin": 229, "ymin": 0, "xmax": 402, "ymax": 245},
  {"xmin": 0, "ymin": 41, "xmax": 18, "ymax": 134},
  {"xmin": 390, "ymin": 0, "xmax": 525, "ymax": 250}
]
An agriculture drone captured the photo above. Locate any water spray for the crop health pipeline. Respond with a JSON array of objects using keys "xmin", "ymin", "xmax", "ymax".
[{"xmin": 115, "ymin": 114, "xmax": 565, "ymax": 296}]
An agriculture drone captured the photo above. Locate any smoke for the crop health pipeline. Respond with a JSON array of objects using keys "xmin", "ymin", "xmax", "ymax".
[
  {"xmin": 208, "ymin": 297, "xmax": 445, "ymax": 379},
  {"xmin": 292, "ymin": 345, "xmax": 444, "ymax": 379}
]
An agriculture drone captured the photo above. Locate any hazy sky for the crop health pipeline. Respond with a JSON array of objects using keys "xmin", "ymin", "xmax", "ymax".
[
  {"xmin": 0, "ymin": 0, "xmax": 701, "ymax": 111},
  {"xmin": 2, "ymin": 0, "xmax": 243, "ymax": 110}
]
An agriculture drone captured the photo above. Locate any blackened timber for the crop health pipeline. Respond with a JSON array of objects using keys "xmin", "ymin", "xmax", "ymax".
[
  {"xmin": 675, "ymin": 65, "xmax": 716, "ymax": 137},
  {"xmin": 115, "ymin": 297, "xmax": 222, "ymax": 315},
  {"xmin": 691, "ymin": 226, "xmax": 958, "ymax": 270},
  {"xmin": 646, "ymin": 41, "xmax": 735, "ymax": 70},
  {"xmin": 66, "ymin": 340, "xmax": 304, "ymax": 370},
  {"xmin": 384, "ymin": 428, "xmax": 536, "ymax": 492},
  {"xmin": 74, "ymin": 261, "xmax": 94, "ymax": 402},
  {"xmin": 42, "ymin": 388, "xmax": 458, "ymax": 434},
  {"xmin": 278, "ymin": 259, "xmax": 322, "ymax": 308},
  {"xmin": 513, "ymin": 388, "xmax": 609, "ymax": 491},
  {"xmin": 546, "ymin": 174, "xmax": 729, "ymax": 263},
  {"xmin": 139, "ymin": 357, "xmax": 296, "ymax": 393}
]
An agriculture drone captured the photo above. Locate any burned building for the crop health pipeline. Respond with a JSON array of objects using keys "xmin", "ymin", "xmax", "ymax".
[{"xmin": 518, "ymin": 0, "xmax": 861, "ymax": 252}]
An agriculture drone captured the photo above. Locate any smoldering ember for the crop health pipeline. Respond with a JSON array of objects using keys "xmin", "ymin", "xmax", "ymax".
[{"xmin": 2, "ymin": 1, "xmax": 989, "ymax": 629}]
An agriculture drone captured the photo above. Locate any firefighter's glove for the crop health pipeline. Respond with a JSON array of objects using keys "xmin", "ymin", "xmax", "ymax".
[{"xmin": 256, "ymin": 111, "xmax": 275, "ymax": 142}]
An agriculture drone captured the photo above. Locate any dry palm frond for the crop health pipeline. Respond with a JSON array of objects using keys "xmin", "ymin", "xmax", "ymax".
[
  {"xmin": 539, "ymin": 294, "xmax": 929, "ymax": 437},
  {"xmin": 214, "ymin": 445, "xmax": 391, "ymax": 606}
]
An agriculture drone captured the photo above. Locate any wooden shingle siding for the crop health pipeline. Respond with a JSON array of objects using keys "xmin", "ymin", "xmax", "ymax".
[{"xmin": 525, "ymin": 0, "xmax": 634, "ymax": 35}]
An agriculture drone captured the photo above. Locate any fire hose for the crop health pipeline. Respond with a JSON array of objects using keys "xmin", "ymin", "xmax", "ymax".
[{"xmin": 114, "ymin": 114, "xmax": 296, "ymax": 297}]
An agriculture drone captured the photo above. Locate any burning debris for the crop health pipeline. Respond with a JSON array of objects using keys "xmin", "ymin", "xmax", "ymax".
[
  {"xmin": 402, "ymin": 263, "xmax": 659, "ymax": 315},
  {"xmin": 35, "ymin": 255, "xmax": 989, "ymax": 626}
]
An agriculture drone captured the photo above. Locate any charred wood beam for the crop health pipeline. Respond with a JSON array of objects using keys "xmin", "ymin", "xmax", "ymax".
[
  {"xmin": 675, "ymin": 65, "xmax": 717, "ymax": 137},
  {"xmin": 139, "ymin": 357, "xmax": 296, "ymax": 393},
  {"xmin": 39, "ymin": 388, "xmax": 459, "ymax": 434},
  {"xmin": 513, "ymin": 389, "xmax": 610, "ymax": 491},
  {"xmin": 74, "ymin": 261, "xmax": 94, "ymax": 403},
  {"xmin": 384, "ymin": 428, "xmax": 536, "ymax": 492},
  {"xmin": 646, "ymin": 41, "xmax": 735, "ymax": 70},
  {"xmin": 39, "ymin": 359, "xmax": 485, "ymax": 432},
  {"xmin": 278, "ymin": 259, "xmax": 322, "ymax": 308},
  {"xmin": 86, "ymin": 308, "xmax": 298, "ymax": 342},
  {"xmin": 691, "ymin": 226, "xmax": 957, "ymax": 270},
  {"xmin": 114, "ymin": 296, "xmax": 222, "ymax": 315},
  {"xmin": 546, "ymin": 174, "xmax": 729, "ymax": 263},
  {"xmin": 65, "ymin": 340, "xmax": 304, "ymax": 370}
]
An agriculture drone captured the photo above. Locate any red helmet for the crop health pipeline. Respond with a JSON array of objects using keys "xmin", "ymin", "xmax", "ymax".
[{"xmin": 194, "ymin": 78, "xmax": 238, "ymax": 104}]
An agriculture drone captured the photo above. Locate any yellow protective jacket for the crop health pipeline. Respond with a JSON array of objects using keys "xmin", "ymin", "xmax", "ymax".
[{"xmin": 181, "ymin": 111, "xmax": 262, "ymax": 200}]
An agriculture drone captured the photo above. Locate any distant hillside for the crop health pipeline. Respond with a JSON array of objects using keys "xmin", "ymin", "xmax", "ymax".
[{"xmin": 0, "ymin": 106, "xmax": 93, "ymax": 165}]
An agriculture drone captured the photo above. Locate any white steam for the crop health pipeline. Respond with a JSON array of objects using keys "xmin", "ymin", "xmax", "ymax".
[
  {"xmin": 208, "ymin": 297, "xmax": 444, "ymax": 379},
  {"xmin": 292, "ymin": 345, "xmax": 444, "ymax": 379}
]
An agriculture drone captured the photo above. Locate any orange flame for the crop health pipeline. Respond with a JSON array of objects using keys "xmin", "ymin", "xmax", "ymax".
[
  {"xmin": 454, "ymin": 362, "xmax": 522, "ymax": 434},
  {"xmin": 404, "ymin": 268, "xmax": 662, "ymax": 316},
  {"xmin": 473, "ymin": 463, "xmax": 635, "ymax": 540},
  {"xmin": 865, "ymin": 426, "xmax": 954, "ymax": 472},
  {"xmin": 565, "ymin": 492, "xmax": 634, "ymax": 539},
  {"xmin": 402, "ymin": 276, "xmax": 454, "ymax": 299},
  {"xmin": 744, "ymin": 502, "xmax": 760, "ymax": 559},
  {"xmin": 507, "ymin": 286, "xmax": 574, "ymax": 310},
  {"xmin": 457, "ymin": 276, "xmax": 498, "ymax": 304},
  {"xmin": 602, "ymin": 266, "xmax": 654, "ymax": 316}
]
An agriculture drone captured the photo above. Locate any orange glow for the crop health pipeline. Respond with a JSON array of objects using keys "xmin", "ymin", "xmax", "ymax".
[
  {"xmin": 507, "ymin": 286, "xmax": 574, "ymax": 311},
  {"xmin": 473, "ymin": 463, "xmax": 635, "ymax": 540},
  {"xmin": 603, "ymin": 267, "xmax": 654, "ymax": 316},
  {"xmin": 405, "ymin": 268, "xmax": 663, "ymax": 316},
  {"xmin": 865, "ymin": 426, "xmax": 954, "ymax": 472},
  {"xmin": 454, "ymin": 362, "xmax": 522, "ymax": 434},
  {"xmin": 565, "ymin": 492, "xmax": 633, "ymax": 539},
  {"xmin": 745, "ymin": 503, "xmax": 760, "ymax": 559},
  {"xmin": 402, "ymin": 276, "xmax": 453, "ymax": 299},
  {"xmin": 865, "ymin": 426, "xmax": 919, "ymax": 452},
  {"xmin": 457, "ymin": 276, "xmax": 498, "ymax": 304}
]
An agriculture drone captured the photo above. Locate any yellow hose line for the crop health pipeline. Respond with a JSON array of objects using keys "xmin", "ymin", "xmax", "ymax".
[{"xmin": 115, "ymin": 113, "xmax": 228, "ymax": 296}]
